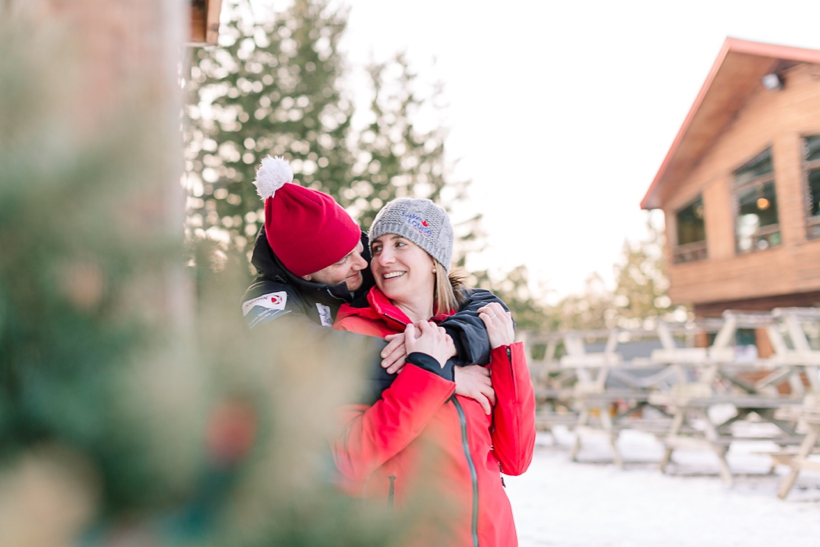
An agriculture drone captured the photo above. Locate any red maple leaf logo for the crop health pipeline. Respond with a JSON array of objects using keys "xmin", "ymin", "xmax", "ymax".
[
  {"xmin": 422, "ymin": 220, "xmax": 428, "ymax": 227},
  {"xmin": 270, "ymin": 295, "xmax": 281, "ymax": 305}
]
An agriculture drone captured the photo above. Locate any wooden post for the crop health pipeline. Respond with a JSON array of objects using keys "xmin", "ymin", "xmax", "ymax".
[
  {"xmin": 755, "ymin": 327, "xmax": 774, "ymax": 358},
  {"xmin": 189, "ymin": 0, "xmax": 222, "ymax": 45},
  {"xmin": 36, "ymin": 0, "xmax": 191, "ymax": 330}
]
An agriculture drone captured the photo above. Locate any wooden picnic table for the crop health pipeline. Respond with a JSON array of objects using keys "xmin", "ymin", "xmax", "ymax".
[
  {"xmin": 649, "ymin": 384, "xmax": 804, "ymax": 485},
  {"xmin": 771, "ymin": 394, "xmax": 820, "ymax": 498},
  {"xmin": 521, "ymin": 308, "xmax": 820, "ymax": 492},
  {"xmin": 558, "ymin": 332, "xmax": 679, "ymax": 467},
  {"xmin": 523, "ymin": 326, "xmax": 705, "ymax": 466},
  {"xmin": 527, "ymin": 349, "xmax": 579, "ymax": 437},
  {"xmin": 649, "ymin": 310, "xmax": 820, "ymax": 486}
]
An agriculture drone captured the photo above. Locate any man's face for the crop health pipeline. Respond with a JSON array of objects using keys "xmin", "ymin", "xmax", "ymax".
[{"xmin": 302, "ymin": 241, "xmax": 368, "ymax": 291}]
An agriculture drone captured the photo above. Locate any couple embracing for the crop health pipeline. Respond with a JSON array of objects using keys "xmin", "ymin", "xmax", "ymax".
[{"xmin": 242, "ymin": 156, "xmax": 536, "ymax": 546}]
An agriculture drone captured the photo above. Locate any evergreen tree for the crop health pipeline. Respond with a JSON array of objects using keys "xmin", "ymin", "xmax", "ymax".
[
  {"xmin": 186, "ymin": 0, "xmax": 354, "ymax": 252},
  {"xmin": 551, "ymin": 272, "xmax": 617, "ymax": 331},
  {"xmin": 460, "ymin": 217, "xmax": 685, "ymax": 335},
  {"xmin": 0, "ymin": 0, "xmax": 202, "ymax": 518},
  {"xmin": 186, "ymin": 2, "xmax": 471, "ymax": 254},
  {"xmin": 348, "ymin": 53, "xmax": 469, "ymax": 231},
  {"xmin": 547, "ymin": 216, "xmax": 687, "ymax": 332},
  {"xmin": 0, "ymin": 6, "xmax": 445, "ymax": 545},
  {"xmin": 611, "ymin": 218, "xmax": 686, "ymax": 328},
  {"xmin": 469, "ymin": 265, "xmax": 553, "ymax": 331}
]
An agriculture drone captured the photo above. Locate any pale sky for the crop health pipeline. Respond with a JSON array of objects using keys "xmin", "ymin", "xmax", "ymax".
[{"xmin": 255, "ymin": 1, "xmax": 820, "ymax": 300}]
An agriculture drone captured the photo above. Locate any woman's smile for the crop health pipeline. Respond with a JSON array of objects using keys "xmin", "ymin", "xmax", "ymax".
[{"xmin": 371, "ymin": 234, "xmax": 436, "ymax": 321}]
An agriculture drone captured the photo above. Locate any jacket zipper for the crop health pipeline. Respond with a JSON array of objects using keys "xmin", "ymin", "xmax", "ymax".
[
  {"xmin": 388, "ymin": 475, "xmax": 397, "ymax": 508},
  {"xmin": 506, "ymin": 346, "xmax": 516, "ymax": 401},
  {"xmin": 383, "ymin": 313, "xmax": 407, "ymax": 327},
  {"xmin": 452, "ymin": 396, "xmax": 479, "ymax": 547}
]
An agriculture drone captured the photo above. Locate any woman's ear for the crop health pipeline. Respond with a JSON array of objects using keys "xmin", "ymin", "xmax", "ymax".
[{"xmin": 301, "ymin": 274, "xmax": 312, "ymax": 281}]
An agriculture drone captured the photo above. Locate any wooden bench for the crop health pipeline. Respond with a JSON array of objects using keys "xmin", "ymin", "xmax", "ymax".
[
  {"xmin": 649, "ymin": 385, "xmax": 804, "ymax": 485},
  {"xmin": 648, "ymin": 314, "xmax": 809, "ymax": 486},
  {"xmin": 768, "ymin": 394, "xmax": 820, "ymax": 498},
  {"xmin": 521, "ymin": 308, "xmax": 820, "ymax": 495}
]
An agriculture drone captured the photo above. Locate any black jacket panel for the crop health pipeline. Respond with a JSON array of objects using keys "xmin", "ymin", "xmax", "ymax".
[
  {"xmin": 243, "ymin": 227, "xmax": 388, "ymax": 403},
  {"xmin": 441, "ymin": 288, "xmax": 511, "ymax": 366}
]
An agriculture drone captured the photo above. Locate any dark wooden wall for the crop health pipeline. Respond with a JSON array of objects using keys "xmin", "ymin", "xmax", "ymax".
[{"xmin": 661, "ymin": 63, "xmax": 820, "ymax": 310}]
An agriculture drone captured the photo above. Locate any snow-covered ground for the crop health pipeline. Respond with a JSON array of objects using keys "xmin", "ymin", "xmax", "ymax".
[{"xmin": 506, "ymin": 428, "xmax": 820, "ymax": 547}]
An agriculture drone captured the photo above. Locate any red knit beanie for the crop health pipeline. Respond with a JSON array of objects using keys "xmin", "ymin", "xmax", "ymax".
[{"xmin": 253, "ymin": 156, "xmax": 360, "ymax": 277}]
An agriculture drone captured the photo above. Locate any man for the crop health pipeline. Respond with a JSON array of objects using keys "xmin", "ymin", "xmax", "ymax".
[
  {"xmin": 241, "ymin": 156, "xmax": 502, "ymax": 405},
  {"xmin": 241, "ymin": 155, "xmax": 370, "ymax": 330}
]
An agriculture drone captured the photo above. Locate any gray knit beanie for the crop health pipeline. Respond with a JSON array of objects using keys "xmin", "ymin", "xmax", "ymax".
[{"xmin": 369, "ymin": 198, "xmax": 454, "ymax": 273}]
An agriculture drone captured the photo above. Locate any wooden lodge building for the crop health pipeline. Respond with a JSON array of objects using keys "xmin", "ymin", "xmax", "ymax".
[{"xmin": 642, "ymin": 38, "xmax": 820, "ymax": 321}]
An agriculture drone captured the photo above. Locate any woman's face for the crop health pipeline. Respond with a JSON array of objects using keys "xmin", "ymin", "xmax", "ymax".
[{"xmin": 371, "ymin": 234, "xmax": 436, "ymax": 307}]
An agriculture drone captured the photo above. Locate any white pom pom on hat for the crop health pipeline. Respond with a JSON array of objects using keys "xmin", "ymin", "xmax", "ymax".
[
  {"xmin": 253, "ymin": 154, "xmax": 360, "ymax": 277},
  {"xmin": 253, "ymin": 155, "xmax": 293, "ymax": 199}
]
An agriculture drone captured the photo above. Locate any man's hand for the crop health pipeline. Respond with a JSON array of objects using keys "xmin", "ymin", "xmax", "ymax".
[
  {"xmin": 455, "ymin": 365, "xmax": 495, "ymax": 415},
  {"xmin": 404, "ymin": 322, "xmax": 452, "ymax": 368},
  {"xmin": 478, "ymin": 302, "xmax": 515, "ymax": 349}
]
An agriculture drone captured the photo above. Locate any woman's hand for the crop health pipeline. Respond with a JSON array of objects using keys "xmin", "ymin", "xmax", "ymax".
[
  {"xmin": 455, "ymin": 365, "xmax": 496, "ymax": 415},
  {"xmin": 404, "ymin": 321, "xmax": 454, "ymax": 368},
  {"xmin": 478, "ymin": 302, "xmax": 515, "ymax": 349}
]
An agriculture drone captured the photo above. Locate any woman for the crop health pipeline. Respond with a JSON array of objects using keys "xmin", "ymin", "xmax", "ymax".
[{"xmin": 332, "ymin": 198, "xmax": 536, "ymax": 547}]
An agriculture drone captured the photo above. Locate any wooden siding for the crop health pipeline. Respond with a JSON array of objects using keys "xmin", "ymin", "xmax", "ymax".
[
  {"xmin": 190, "ymin": 0, "xmax": 222, "ymax": 45},
  {"xmin": 693, "ymin": 290, "xmax": 820, "ymax": 317},
  {"xmin": 663, "ymin": 63, "xmax": 820, "ymax": 306}
]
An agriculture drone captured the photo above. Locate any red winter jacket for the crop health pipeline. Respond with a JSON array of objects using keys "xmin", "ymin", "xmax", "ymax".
[{"xmin": 332, "ymin": 287, "xmax": 536, "ymax": 547}]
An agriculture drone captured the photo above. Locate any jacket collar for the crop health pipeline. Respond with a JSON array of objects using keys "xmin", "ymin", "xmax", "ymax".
[
  {"xmin": 366, "ymin": 287, "xmax": 410, "ymax": 328},
  {"xmin": 337, "ymin": 286, "xmax": 456, "ymax": 329}
]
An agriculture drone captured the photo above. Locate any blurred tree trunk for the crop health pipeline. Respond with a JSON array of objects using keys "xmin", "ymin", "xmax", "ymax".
[
  {"xmin": 32, "ymin": 0, "xmax": 179, "ymax": 131},
  {"xmin": 33, "ymin": 0, "xmax": 192, "ymax": 328}
]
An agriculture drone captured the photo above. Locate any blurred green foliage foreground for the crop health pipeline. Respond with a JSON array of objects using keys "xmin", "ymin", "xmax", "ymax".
[{"xmin": 0, "ymin": 7, "xmax": 431, "ymax": 547}]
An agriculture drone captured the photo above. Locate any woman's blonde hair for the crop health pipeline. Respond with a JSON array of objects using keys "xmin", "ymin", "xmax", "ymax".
[{"xmin": 434, "ymin": 262, "xmax": 466, "ymax": 314}]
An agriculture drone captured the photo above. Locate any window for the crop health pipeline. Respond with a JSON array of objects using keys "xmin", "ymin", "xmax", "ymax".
[
  {"xmin": 733, "ymin": 148, "xmax": 781, "ymax": 253},
  {"xmin": 673, "ymin": 196, "xmax": 707, "ymax": 263},
  {"xmin": 803, "ymin": 135, "xmax": 820, "ymax": 239}
]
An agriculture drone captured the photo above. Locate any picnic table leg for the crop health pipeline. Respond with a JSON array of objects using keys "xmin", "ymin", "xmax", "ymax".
[
  {"xmin": 600, "ymin": 406, "xmax": 623, "ymax": 468},
  {"xmin": 570, "ymin": 407, "xmax": 589, "ymax": 462},
  {"xmin": 715, "ymin": 447, "xmax": 733, "ymax": 487},
  {"xmin": 778, "ymin": 426, "xmax": 820, "ymax": 499},
  {"xmin": 660, "ymin": 409, "xmax": 684, "ymax": 473},
  {"xmin": 767, "ymin": 451, "xmax": 778, "ymax": 475},
  {"xmin": 755, "ymin": 408, "xmax": 799, "ymax": 436},
  {"xmin": 700, "ymin": 409, "xmax": 733, "ymax": 487},
  {"xmin": 715, "ymin": 409, "xmax": 750, "ymax": 434},
  {"xmin": 788, "ymin": 374, "xmax": 805, "ymax": 397}
]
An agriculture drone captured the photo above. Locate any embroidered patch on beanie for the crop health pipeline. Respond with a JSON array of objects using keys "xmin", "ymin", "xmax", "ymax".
[{"xmin": 402, "ymin": 212, "xmax": 433, "ymax": 237}]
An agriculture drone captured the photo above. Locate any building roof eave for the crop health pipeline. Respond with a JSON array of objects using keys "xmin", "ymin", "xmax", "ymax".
[{"xmin": 640, "ymin": 38, "xmax": 820, "ymax": 211}]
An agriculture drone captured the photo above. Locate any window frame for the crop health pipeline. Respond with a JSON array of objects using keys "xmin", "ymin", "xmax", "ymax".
[
  {"xmin": 673, "ymin": 195, "xmax": 707, "ymax": 264},
  {"xmin": 802, "ymin": 134, "xmax": 820, "ymax": 239},
  {"xmin": 732, "ymin": 146, "xmax": 781, "ymax": 254}
]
